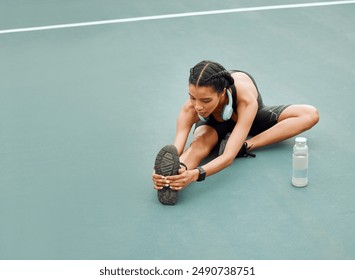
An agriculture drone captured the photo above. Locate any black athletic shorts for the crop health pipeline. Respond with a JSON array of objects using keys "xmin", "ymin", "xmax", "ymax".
[{"xmin": 195, "ymin": 103, "xmax": 290, "ymax": 142}]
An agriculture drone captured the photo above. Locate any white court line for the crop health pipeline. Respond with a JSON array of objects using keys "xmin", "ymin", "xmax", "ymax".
[{"xmin": 1, "ymin": 0, "xmax": 355, "ymax": 34}]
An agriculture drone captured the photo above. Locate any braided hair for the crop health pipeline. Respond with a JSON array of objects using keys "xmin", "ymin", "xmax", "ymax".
[{"xmin": 189, "ymin": 60, "xmax": 234, "ymax": 93}]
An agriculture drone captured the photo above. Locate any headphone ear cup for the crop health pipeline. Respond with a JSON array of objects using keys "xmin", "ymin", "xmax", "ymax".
[
  {"xmin": 222, "ymin": 106, "xmax": 233, "ymax": 121},
  {"xmin": 221, "ymin": 89, "xmax": 233, "ymax": 121}
]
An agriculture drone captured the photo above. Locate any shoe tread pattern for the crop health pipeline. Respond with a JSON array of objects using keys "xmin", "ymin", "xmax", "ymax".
[{"xmin": 154, "ymin": 145, "xmax": 180, "ymax": 205}]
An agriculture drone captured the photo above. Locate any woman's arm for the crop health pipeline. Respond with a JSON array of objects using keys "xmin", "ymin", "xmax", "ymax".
[
  {"xmin": 152, "ymin": 100, "xmax": 198, "ymax": 190},
  {"xmin": 201, "ymin": 94, "xmax": 258, "ymax": 177},
  {"xmin": 173, "ymin": 100, "xmax": 199, "ymax": 155}
]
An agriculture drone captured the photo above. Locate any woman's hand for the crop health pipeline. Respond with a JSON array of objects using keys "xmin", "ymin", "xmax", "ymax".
[
  {"xmin": 166, "ymin": 168, "xmax": 198, "ymax": 191},
  {"xmin": 152, "ymin": 168, "xmax": 198, "ymax": 191}
]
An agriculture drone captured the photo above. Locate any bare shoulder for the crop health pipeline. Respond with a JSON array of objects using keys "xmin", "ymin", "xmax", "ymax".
[
  {"xmin": 182, "ymin": 99, "xmax": 194, "ymax": 110},
  {"xmin": 180, "ymin": 100, "xmax": 199, "ymax": 123},
  {"xmin": 231, "ymin": 72, "xmax": 258, "ymax": 101}
]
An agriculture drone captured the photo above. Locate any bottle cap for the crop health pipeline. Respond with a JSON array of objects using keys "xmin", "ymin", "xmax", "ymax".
[{"xmin": 295, "ymin": 137, "xmax": 307, "ymax": 143}]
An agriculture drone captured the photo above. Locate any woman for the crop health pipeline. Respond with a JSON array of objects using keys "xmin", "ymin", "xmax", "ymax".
[{"xmin": 152, "ymin": 60, "xmax": 319, "ymax": 204}]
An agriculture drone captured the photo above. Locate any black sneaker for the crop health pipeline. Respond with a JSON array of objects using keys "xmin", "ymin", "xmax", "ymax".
[
  {"xmin": 154, "ymin": 145, "xmax": 181, "ymax": 205},
  {"xmin": 218, "ymin": 133, "xmax": 256, "ymax": 158}
]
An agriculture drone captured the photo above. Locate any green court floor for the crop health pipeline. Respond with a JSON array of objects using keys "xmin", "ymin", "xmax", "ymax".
[{"xmin": 1, "ymin": 0, "xmax": 355, "ymax": 260}]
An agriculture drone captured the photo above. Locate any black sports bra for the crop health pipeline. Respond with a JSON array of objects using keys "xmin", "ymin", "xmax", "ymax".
[{"xmin": 228, "ymin": 70, "xmax": 263, "ymax": 112}]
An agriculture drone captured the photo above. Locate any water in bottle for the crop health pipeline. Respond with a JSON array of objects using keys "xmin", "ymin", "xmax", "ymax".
[{"xmin": 292, "ymin": 137, "xmax": 308, "ymax": 187}]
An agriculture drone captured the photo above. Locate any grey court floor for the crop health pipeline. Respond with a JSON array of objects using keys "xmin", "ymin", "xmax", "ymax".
[{"xmin": 1, "ymin": 0, "xmax": 355, "ymax": 260}]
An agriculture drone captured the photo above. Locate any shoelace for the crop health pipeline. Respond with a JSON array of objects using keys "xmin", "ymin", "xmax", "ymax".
[
  {"xmin": 180, "ymin": 162, "xmax": 188, "ymax": 170},
  {"xmin": 238, "ymin": 143, "xmax": 256, "ymax": 158}
]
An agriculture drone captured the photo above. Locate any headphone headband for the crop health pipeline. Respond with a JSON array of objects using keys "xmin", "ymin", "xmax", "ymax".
[{"xmin": 222, "ymin": 89, "xmax": 233, "ymax": 121}]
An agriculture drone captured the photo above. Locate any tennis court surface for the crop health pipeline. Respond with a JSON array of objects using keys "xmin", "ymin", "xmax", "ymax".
[{"xmin": 1, "ymin": 0, "xmax": 355, "ymax": 259}]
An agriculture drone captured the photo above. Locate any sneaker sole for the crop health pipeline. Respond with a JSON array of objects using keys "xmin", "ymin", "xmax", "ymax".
[{"xmin": 154, "ymin": 145, "xmax": 180, "ymax": 205}]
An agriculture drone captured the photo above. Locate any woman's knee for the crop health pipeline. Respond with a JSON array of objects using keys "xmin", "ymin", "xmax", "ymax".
[
  {"xmin": 190, "ymin": 126, "xmax": 218, "ymax": 156},
  {"xmin": 303, "ymin": 105, "xmax": 320, "ymax": 129},
  {"xmin": 280, "ymin": 104, "xmax": 319, "ymax": 129}
]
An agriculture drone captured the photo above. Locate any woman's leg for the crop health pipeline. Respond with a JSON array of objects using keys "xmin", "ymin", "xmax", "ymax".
[
  {"xmin": 179, "ymin": 125, "xmax": 219, "ymax": 169},
  {"xmin": 246, "ymin": 105, "xmax": 319, "ymax": 150}
]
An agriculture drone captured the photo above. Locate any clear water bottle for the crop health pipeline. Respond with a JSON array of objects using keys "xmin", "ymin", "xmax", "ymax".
[{"xmin": 292, "ymin": 137, "xmax": 308, "ymax": 187}]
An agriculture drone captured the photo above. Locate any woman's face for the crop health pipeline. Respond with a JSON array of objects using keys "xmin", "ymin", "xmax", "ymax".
[{"xmin": 188, "ymin": 84, "xmax": 222, "ymax": 118}]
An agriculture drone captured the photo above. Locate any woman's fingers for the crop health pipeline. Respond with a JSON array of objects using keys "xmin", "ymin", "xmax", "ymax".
[
  {"xmin": 152, "ymin": 169, "xmax": 191, "ymax": 190},
  {"xmin": 152, "ymin": 172, "xmax": 170, "ymax": 188}
]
